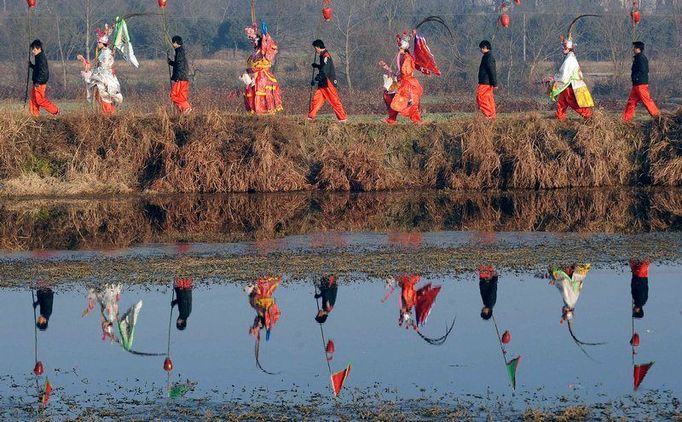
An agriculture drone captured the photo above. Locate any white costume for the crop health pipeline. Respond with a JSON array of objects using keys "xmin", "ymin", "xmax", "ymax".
[
  {"xmin": 82, "ymin": 45, "xmax": 123, "ymax": 107},
  {"xmin": 551, "ymin": 52, "xmax": 587, "ymax": 101}
]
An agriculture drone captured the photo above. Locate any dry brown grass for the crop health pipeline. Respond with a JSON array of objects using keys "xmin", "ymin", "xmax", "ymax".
[{"xmin": 0, "ymin": 110, "xmax": 680, "ymax": 197}]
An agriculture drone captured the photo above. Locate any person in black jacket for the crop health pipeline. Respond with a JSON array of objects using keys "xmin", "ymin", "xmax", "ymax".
[
  {"xmin": 28, "ymin": 40, "xmax": 59, "ymax": 117},
  {"xmin": 476, "ymin": 40, "xmax": 497, "ymax": 119},
  {"xmin": 307, "ymin": 39, "xmax": 347, "ymax": 122},
  {"xmin": 478, "ymin": 265, "xmax": 497, "ymax": 320},
  {"xmin": 314, "ymin": 275, "xmax": 338, "ymax": 324},
  {"xmin": 172, "ymin": 278, "xmax": 193, "ymax": 330},
  {"xmin": 630, "ymin": 259, "xmax": 650, "ymax": 319},
  {"xmin": 623, "ymin": 41, "xmax": 659, "ymax": 121},
  {"xmin": 167, "ymin": 36, "xmax": 192, "ymax": 114},
  {"xmin": 33, "ymin": 287, "xmax": 54, "ymax": 331}
]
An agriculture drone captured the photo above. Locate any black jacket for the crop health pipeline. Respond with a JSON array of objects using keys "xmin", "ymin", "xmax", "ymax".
[
  {"xmin": 314, "ymin": 50, "xmax": 337, "ymax": 88},
  {"xmin": 631, "ymin": 53, "xmax": 649, "ymax": 86},
  {"xmin": 631, "ymin": 276, "xmax": 648, "ymax": 309},
  {"xmin": 172, "ymin": 287, "xmax": 192, "ymax": 320},
  {"xmin": 168, "ymin": 46, "xmax": 190, "ymax": 82},
  {"xmin": 315, "ymin": 277, "xmax": 337, "ymax": 312},
  {"xmin": 479, "ymin": 276, "xmax": 498, "ymax": 309},
  {"xmin": 478, "ymin": 51, "xmax": 497, "ymax": 87},
  {"xmin": 33, "ymin": 288, "xmax": 54, "ymax": 320},
  {"xmin": 30, "ymin": 51, "xmax": 49, "ymax": 85}
]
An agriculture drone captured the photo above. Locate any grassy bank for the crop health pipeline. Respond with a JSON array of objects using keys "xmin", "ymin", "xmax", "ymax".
[{"xmin": 0, "ymin": 110, "xmax": 680, "ymax": 196}]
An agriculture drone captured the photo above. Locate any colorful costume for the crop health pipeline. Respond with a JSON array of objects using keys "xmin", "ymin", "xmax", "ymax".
[
  {"xmin": 168, "ymin": 40, "xmax": 192, "ymax": 114},
  {"xmin": 242, "ymin": 24, "xmax": 283, "ymax": 115},
  {"xmin": 395, "ymin": 274, "xmax": 441, "ymax": 328},
  {"xmin": 247, "ymin": 276, "xmax": 281, "ymax": 338},
  {"xmin": 623, "ymin": 43, "xmax": 659, "ymax": 121},
  {"xmin": 28, "ymin": 47, "xmax": 59, "ymax": 117},
  {"xmin": 550, "ymin": 37, "xmax": 593, "ymax": 121},
  {"xmin": 549, "ymin": 264, "xmax": 590, "ymax": 320},
  {"xmin": 308, "ymin": 46, "xmax": 346, "ymax": 121},
  {"xmin": 79, "ymin": 27, "xmax": 123, "ymax": 115},
  {"xmin": 83, "ymin": 283, "xmax": 122, "ymax": 341},
  {"xmin": 477, "ymin": 49, "xmax": 497, "ymax": 118}
]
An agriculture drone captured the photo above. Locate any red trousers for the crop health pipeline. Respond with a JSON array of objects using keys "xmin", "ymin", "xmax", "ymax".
[
  {"xmin": 384, "ymin": 92, "xmax": 422, "ymax": 123},
  {"xmin": 556, "ymin": 87, "xmax": 592, "ymax": 120},
  {"xmin": 308, "ymin": 85, "xmax": 347, "ymax": 120},
  {"xmin": 623, "ymin": 85, "xmax": 659, "ymax": 121},
  {"xmin": 94, "ymin": 90, "xmax": 115, "ymax": 115},
  {"xmin": 170, "ymin": 80, "xmax": 192, "ymax": 113},
  {"xmin": 29, "ymin": 84, "xmax": 59, "ymax": 117},
  {"xmin": 476, "ymin": 84, "xmax": 496, "ymax": 118}
]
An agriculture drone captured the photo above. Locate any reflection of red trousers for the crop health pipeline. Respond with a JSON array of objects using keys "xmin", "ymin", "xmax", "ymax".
[
  {"xmin": 94, "ymin": 90, "xmax": 115, "ymax": 115},
  {"xmin": 384, "ymin": 92, "xmax": 421, "ymax": 123},
  {"xmin": 29, "ymin": 84, "xmax": 59, "ymax": 117},
  {"xmin": 308, "ymin": 85, "xmax": 347, "ymax": 120},
  {"xmin": 623, "ymin": 84, "xmax": 659, "ymax": 121},
  {"xmin": 556, "ymin": 87, "xmax": 592, "ymax": 120},
  {"xmin": 476, "ymin": 84, "xmax": 496, "ymax": 118},
  {"xmin": 170, "ymin": 80, "xmax": 192, "ymax": 113}
]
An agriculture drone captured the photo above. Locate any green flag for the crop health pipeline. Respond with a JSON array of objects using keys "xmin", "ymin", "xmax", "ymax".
[
  {"xmin": 118, "ymin": 301, "xmax": 143, "ymax": 351},
  {"xmin": 506, "ymin": 356, "xmax": 521, "ymax": 390}
]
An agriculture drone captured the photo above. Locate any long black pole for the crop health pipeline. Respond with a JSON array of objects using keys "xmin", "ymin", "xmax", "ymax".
[
  {"xmin": 308, "ymin": 50, "xmax": 317, "ymax": 114},
  {"xmin": 23, "ymin": 7, "xmax": 33, "ymax": 109}
]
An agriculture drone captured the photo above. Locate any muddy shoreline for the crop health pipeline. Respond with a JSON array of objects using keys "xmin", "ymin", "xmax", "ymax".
[{"xmin": 2, "ymin": 232, "xmax": 680, "ymax": 287}]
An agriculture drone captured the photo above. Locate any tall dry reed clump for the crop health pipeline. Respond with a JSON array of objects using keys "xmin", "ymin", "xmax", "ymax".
[{"xmin": 0, "ymin": 110, "xmax": 679, "ymax": 196}]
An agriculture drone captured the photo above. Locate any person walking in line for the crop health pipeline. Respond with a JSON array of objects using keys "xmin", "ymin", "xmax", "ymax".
[
  {"xmin": 28, "ymin": 40, "xmax": 59, "ymax": 117},
  {"xmin": 623, "ymin": 42, "xmax": 660, "ymax": 121},
  {"xmin": 550, "ymin": 36, "xmax": 593, "ymax": 121},
  {"xmin": 167, "ymin": 36, "xmax": 192, "ymax": 114},
  {"xmin": 308, "ymin": 40, "xmax": 347, "ymax": 122},
  {"xmin": 477, "ymin": 40, "xmax": 497, "ymax": 119}
]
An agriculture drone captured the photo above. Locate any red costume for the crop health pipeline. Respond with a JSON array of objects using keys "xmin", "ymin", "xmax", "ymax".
[
  {"xmin": 243, "ymin": 25, "xmax": 283, "ymax": 115},
  {"xmin": 384, "ymin": 52, "xmax": 423, "ymax": 124},
  {"xmin": 248, "ymin": 276, "xmax": 281, "ymax": 337}
]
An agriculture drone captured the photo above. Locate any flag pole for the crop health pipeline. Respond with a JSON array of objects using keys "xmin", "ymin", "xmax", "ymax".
[
  {"xmin": 491, "ymin": 315, "xmax": 513, "ymax": 389},
  {"xmin": 314, "ymin": 284, "xmax": 332, "ymax": 375},
  {"xmin": 23, "ymin": 5, "xmax": 33, "ymax": 109}
]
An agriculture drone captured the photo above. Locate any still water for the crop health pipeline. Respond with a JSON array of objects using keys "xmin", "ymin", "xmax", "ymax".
[{"xmin": 0, "ymin": 190, "xmax": 680, "ymax": 420}]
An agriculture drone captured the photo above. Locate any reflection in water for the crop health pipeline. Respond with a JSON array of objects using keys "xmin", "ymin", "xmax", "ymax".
[
  {"xmin": 33, "ymin": 285, "xmax": 54, "ymax": 331},
  {"xmin": 385, "ymin": 275, "xmax": 455, "ymax": 345},
  {"xmin": 1, "ymin": 188, "xmax": 680, "ymax": 252},
  {"xmin": 84, "ymin": 283, "xmax": 121, "ymax": 342},
  {"xmin": 172, "ymin": 278, "xmax": 194, "ymax": 331},
  {"xmin": 630, "ymin": 259, "xmax": 654, "ymax": 391},
  {"xmin": 479, "ymin": 266, "xmax": 521, "ymax": 390},
  {"xmin": 246, "ymin": 276, "xmax": 282, "ymax": 374},
  {"xmin": 549, "ymin": 264, "xmax": 606, "ymax": 358},
  {"xmin": 314, "ymin": 276, "xmax": 351, "ymax": 397},
  {"xmin": 0, "ymin": 263, "xmax": 680, "ymax": 419}
]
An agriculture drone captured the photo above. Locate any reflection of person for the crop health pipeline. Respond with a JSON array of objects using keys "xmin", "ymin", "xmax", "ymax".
[
  {"xmin": 83, "ymin": 283, "xmax": 121, "ymax": 341},
  {"xmin": 478, "ymin": 265, "xmax": 497, "ymax": 320},
  {"xmin": 172, "ymin": 278, "xmax": 193, "ymax": 330},
  {"xmin": 315, "ymin": 276, "xmax": 338, "ymax": 324},
  {"xmin": 246, "ymin": 277, "xmax": 281, "ymax": 338},
  {"xmin": 33, "ymin": 287, "xmax": 54, "ymax": 331},
  {"xmin": 630, "ymin": 259, "xmax": 650, "ymax": 319},
  {"xmin": 549, "ymin": 264, "xmax": 590, "ymax": 322}
]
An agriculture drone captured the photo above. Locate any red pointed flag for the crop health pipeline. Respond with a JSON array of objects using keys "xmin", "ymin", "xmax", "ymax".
[
  {"xmin": 506, "ymin": 356, "xmax": 521, "ymax": 390},
  {"xmin": 330, "ymin": 363, "xmax": 351, "ymax": 397},
  {"xmin": 633, "ymin": 362, "xmax": 654, "ymax": 391},
  {"xmin": 40, "ymin": 378, "xmax": 52, "ymax": 406}
]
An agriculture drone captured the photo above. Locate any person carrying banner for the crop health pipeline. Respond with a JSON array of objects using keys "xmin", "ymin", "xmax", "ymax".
[
  {"xmin": 167, "ymin": 35, "xmax": 192, "ymax": 114},
  {"xmin": 308, "ymin": 40, "xmax": 347, "ymax": 122}
]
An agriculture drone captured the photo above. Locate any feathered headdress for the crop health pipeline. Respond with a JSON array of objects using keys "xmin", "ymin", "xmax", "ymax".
[
  {"xmin": 95, "ymin": 25, "xmax": 113, "ymax": 45},
  {"xmin": 395, "ymin": 30, "xmax": 415, "ymax": 50}
]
